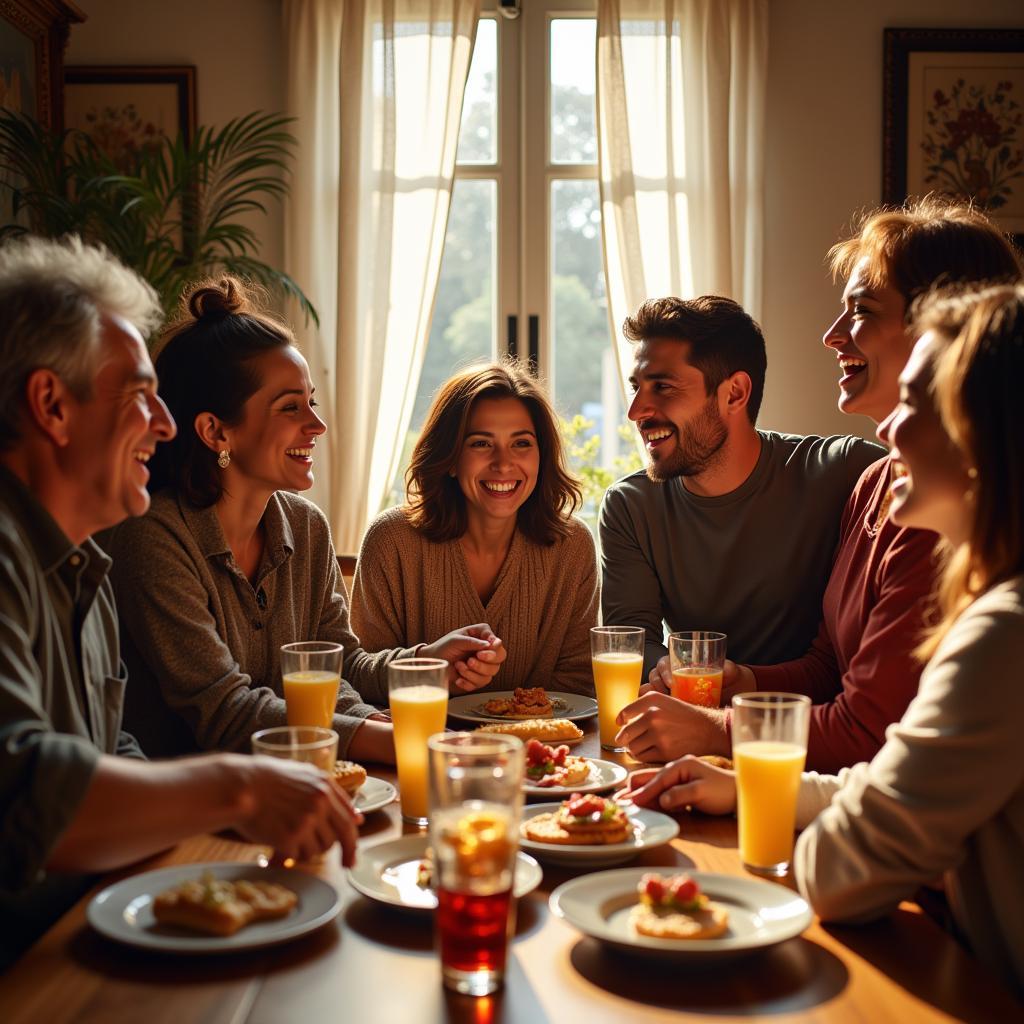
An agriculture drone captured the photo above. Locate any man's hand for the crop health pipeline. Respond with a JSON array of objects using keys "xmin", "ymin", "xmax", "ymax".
[
  {"xmin": 235, "ymin": 756, "xmax": 362, "ymax": 866},
  {"xmin": 640, "ymin": 655, "xmax": 672, "ymax": 695},
  {"xmin": 722, "ymin": 659, "xmax": 755, "ymax": 704},
  {"xmin": 619, "ymin": 755, "xmax": 737, "ymax": 815},
  {"xmin": 613, "ymin": 691, "xmax": 730, "ymax": 763},
  {"xmin": 421, "ymin": 624, "xmax": 506, "ymax": 693}
]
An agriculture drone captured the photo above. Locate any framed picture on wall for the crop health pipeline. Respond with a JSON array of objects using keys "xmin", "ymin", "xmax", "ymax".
[
  {"xmin": 883, "ymin": 27, "xmax": 1024, "ymax": 244},
  {"xmin": 1, "ymin": 0, "xmax": 83, "ymax": 127},
  {"xmin": 64, "ymin": 65, "xmax": 196, "ymax": 172}
]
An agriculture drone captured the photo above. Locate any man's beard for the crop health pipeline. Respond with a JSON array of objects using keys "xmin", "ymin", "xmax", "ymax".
[{"xmin": 645, "ymin": 399, "xmax": 728, "ymax": 482}]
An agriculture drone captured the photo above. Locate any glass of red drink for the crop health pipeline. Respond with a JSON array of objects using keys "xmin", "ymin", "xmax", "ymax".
[
  {"xmin": 669, "ymin": 631, "xmax": 727, "ymax": 707},
  {"xmin": 427, "ymin": 733, "xmax": 525, "ymax": 996}
]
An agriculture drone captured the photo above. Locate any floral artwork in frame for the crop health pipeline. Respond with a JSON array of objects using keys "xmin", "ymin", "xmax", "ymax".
[
  {"xmin": 64, "ymin": 65, "xmax": 196, "ymax": 173},
  {"xmin": 883, "ymin": 28, "xmax": 1024, "ymax": 245}
]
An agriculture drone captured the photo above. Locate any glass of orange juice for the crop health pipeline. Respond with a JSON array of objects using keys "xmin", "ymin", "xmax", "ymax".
[
  {"xmin": 590, "ymin": 625, "xmax": 644, "ymax": 751},
  {"xmin": 281, "ymin": 641, "xmax": 343, "ymax": 728},
  {"xmin": 669, "ymin": 631, "xmax": 726, "ymax": 708},
  {"xmin": 389, "ymin": 658, "xmax": 449, "ymax": 826},
  {"xmin": 732, "ymin": 692, "xmax": 811, "ymax": 877}
]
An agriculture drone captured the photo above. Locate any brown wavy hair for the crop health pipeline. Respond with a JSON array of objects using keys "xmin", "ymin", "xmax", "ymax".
[
  {"xmin": 147, "ymin": 276, "xmax": 294, "ymax": 507},
  {"xmin": 913, "ymin": 284, "xmax": 1024, "ymax": 660},
  {"xmin": 828, "ymin": 196, "xmax": 1022, "ymax": 304},
  {"xmin": 405, "ymin": 362, "xmax": 582, "ymax": 545}
]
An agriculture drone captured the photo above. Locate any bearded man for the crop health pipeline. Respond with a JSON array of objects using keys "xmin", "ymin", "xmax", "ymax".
[{"xmin": 599, "ymin": 296, "xmax": 883, "ymax": 681}]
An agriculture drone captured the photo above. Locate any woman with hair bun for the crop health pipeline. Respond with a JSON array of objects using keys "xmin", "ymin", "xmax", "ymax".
[
  {"xmin": 106, "ymin": 277, "xmax": 504, "ymax": 761},
  {"xmin": 350, "ymin": 362, "xmax": 598, "ymax": 698}
]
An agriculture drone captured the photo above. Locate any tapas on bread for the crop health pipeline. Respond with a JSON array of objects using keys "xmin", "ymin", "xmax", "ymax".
[
  {"xmin": 629, "ymin": 872, "xmax": 729, "ymax": 940},
  {"xmin": 152, "ymin": 872, "xmax": 298, "ymax": 937},
  {"xmin": 522, "ymin": 793, "xmax": 633, "ymax": 845},
  {"xmin": 477, "ymin": 686, "xmax": 567, "ymax": 719},
  {"xmin": 474, "ymin": 718, "xmax": 584, "ymax": 743},
  {"xmin": 525, "ymin": 738, "xmax": 591, "ymax": 788}
]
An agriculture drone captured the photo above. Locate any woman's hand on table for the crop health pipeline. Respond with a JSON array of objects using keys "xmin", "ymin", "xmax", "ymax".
[
  {"xmin": 235, "ymin": 755, "xmax": 363, "ymax": 866},
  {"xmin": 620, "ymin": 755, "xmax": 737, "ymax": 816},
  {"xmin": 421, "ymin": 624, "xmax": 506, "ymax": 693},
  {"xmin": 614, "ymin": 691, "xmax": 731, "ymax": 762}
]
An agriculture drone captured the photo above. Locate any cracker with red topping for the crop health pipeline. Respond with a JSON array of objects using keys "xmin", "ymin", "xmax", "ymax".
[
  {"xmin": 629, "ymin": 872, "xmax": 729, "ymax": 939},
  {"xmin": 522, "ymin": 794, "xmax": 632, "ymax": 845},
  {"xmin": 525, "ymin": 738, "xmax": 591, "ymax": 788}
]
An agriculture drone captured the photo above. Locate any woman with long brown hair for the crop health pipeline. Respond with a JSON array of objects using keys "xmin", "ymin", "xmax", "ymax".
[
  {"xmin": 351, "ymin": 362, "xmax": 598, "ymax": 696},
  {"xmin": 626, "ymin": 283, "xmax": 1024, "ymax": 997}
]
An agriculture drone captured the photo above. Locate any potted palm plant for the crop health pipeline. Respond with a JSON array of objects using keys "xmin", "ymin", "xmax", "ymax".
[{"xmin": 0, "ymin": 109, "xmax": 317, "ymax": 327}]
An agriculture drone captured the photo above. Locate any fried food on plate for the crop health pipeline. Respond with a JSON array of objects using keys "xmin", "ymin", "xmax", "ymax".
[
  {"xmin": 332, "ymin": 760, "xmax": 368, "ymax": 798},
  {"xmin": 474, "ymin": 718, "xmax": 583, "ymax": 743},
  {"xmin": 481, "ymin": 686, "xmax": 554, "ymax": 719}
]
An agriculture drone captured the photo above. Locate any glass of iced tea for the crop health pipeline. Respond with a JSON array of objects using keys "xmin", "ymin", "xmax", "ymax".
[
  {"xmin": 428, "ymin": 732, "xmax": 524, "ymax": 997},
  {"xmin": 281, "ymin": 641, "xmax": 343, "ymax": 728},
  {"xmin": 389, "ymin": 658, "xmax": 449, "ymax": 826},
  {"xmin": 669, "ymin": 631, "xmax": 727, "ymax": 708},
  {"xmin": 591, "ymin": 625, "xmax": 645, "ymax": 751},
  {"xmin": 732, "ymin": 692, "xmax": 811, "ymax": 877}
]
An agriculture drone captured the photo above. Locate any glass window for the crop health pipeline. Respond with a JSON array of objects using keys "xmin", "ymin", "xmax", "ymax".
[{"xmin": 550, "ymin": 18, "xmax": 597, "ymax": 165}]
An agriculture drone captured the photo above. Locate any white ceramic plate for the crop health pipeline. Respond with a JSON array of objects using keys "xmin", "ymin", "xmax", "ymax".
[
  {"xmin": 549, "ymin": 868, "xmax": 812, "ymax": 962},
  {"xmin": 87, "ymin": 863, "xmax": 341, "ymax": 954},
  {"xmin": 346, "ymin": 833, "xmax": 543, "ymax": 912},
  {"xmin": 518, "ymin": 803, "xmax": 679, "ymax": 867},
  {"xmin": 448, "ymin": 690, "xmax": 598, "ymax": 724},
  {"xmin": 523, "ymin": 757, "xmax": 628, "ymax": 797},
  {"xmin": 354, "ymin": 776, "xmax": 397, "ymax": 814}
]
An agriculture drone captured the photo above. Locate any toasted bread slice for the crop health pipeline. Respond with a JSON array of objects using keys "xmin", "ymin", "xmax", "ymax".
[
  {"xmin": 475, "ymin": 718, "xmax": 583, "ymax": 743},
  {"xmin": 152, "ymin": 874, "xmax": 298, "ymax": 936},
  {"xmin": 332, "ymin": 760, "xmax": 368, "ymax": 798},
  {"xmin": 629, "ymin": 901, "xmax": 729, "ymax": 940},
  {"xmin": 521, "ymin": 811, "xmax": 631, "ymax": 845}
]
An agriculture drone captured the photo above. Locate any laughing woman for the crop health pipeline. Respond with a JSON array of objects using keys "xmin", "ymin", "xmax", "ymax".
[
  {"xmin": 106, "ymin": 278, "xmax": 504, "ymax": 761},
  {"xmin": 628, "ymin": 284, "xmax": 1024, "ymax": 997},
  {"xmin": 350, "ymin": 363, "xmax": 598, "ymax": 699}
]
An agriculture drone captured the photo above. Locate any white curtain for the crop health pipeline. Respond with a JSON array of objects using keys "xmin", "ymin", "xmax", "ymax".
[
  {"xmin": 284, "ymin": 0, "xmax": 480, "ymax": 552},
  {"xmin": 596, "ymin": 0, "xmax": 768, "ymax": 392}
]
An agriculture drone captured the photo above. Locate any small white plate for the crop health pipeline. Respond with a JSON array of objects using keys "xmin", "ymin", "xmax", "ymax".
[
  {"xmin": 355, "ymin": 776, "xmax": 397, "ymax": 814},
  {"xmin": 87, "ymin": 863, "xmax": 341, "ymax": 954},
  {"xmin": 519, "ymin": 803, "xmax": 679, "ymax": 867},
  {"xmin": 346, "ymin": 833, "xmax": 543, "ymax": 912},
  {"xmin": 549, "ymin": 868, "xmax": 812, "ymax": 961},
  {"xmin": 448, "ymin": 690, "xmax": 598, "ymax": 724},
  {"xmin": 523, "ymin": 757, "xmax": 628, "ymax": 797}
]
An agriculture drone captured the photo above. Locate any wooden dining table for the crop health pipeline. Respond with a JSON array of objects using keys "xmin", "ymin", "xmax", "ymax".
[{"xmin": 0, "ymin": 715, "xmax": 1018, "ymax": 1024}]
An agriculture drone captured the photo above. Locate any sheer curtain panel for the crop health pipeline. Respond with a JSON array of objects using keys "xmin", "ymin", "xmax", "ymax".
[
  {"xmin": 596, "ymin": 0, "xmax": 768, "ymax": 393},
  {"xmin": 284, "ymin": 0, "xmax": 480, "ymax": 551}
]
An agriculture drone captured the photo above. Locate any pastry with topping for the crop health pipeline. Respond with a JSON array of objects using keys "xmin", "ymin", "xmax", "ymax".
[
  {"xmin": 331, "ymin": 760, "xmax": 368, "ymax": 798},
  {"xmin": 522, "ymin": 793, "xmax": 632, "ymax": 845},
  {"xmin": 525, "ymin": 738, "xmax": 591, "ymax": 787},
  {"xmin": 474, "ymin": 718, "xmax": 583, "ymax": 743},
  {"xmin": 629, "ymin": 872, "xmax": 729, "ymax": 939}
]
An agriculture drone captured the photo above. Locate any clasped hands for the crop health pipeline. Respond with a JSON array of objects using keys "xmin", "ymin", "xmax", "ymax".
[{"xmin": 420, "ymin": 623, "xmax": 507, "ymax": 692}]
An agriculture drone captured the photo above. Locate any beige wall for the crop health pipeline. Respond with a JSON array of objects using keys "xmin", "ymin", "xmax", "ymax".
[
  {"xmin": 761, "ymin": 0, "xmax": 1024, "ymax": 442},
  {"xmin": 66, "ymin": 1, "xmax": 1022, "ymax": 442},
  {"xmin": 66, "ymin": 0, "xmax": 286, "ymax": 271}
]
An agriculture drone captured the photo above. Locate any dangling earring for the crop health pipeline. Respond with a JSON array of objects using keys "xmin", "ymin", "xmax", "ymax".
[
  {"xmin": 218, "ymin": 449, "xmax": 231, "ymax": 469},
  {"xmin": 965, "ymin": 465, "xmax": 978, "ymax": 502}
]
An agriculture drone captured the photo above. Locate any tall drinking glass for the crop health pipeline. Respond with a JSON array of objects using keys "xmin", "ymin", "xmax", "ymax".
[
  {"xmin": 669, "ymin": 631, "xmax": 727, "ymax": 707},
  {"xmin": 732, "ymin": 693, "xmax": 811, "ymax": 877},
  {"xmin": 428, "ymin": 732, "xmax": 524, "ymax": 997},
  {"xmin": 251, "ymin": 726, "xmax": 338, "ymax": 866},
  {"xmin": 591, "ymin": 625, "xmax": 644, "ymax": 751},
  {"xmin": 281, "ymin": 641, "xmax": 343, "ymax": 728},
  {"xmin": 389, "ymin": 658, "xmax": 449, "ymax": 826}
]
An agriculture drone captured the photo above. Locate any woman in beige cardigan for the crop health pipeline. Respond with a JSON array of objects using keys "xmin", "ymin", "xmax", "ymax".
[
  {"xmin": 624, "ymin": 284, "xmax": 1024, "ymax": 998},
  {"xmin": 351, "ymin": 363, "xmax": 598, "ymax": 699}
]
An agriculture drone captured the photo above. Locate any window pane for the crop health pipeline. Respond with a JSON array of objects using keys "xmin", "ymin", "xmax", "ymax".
[
  {"xmin": 384, "ymin": 179, "xmax": 497, "ymax": 509},
  {"xmin": 457, "ymin": 18, "xmax": 497, "ymax": 164},
  {"xmin": 550, "ymin": 19, "xmax": 597, "ymax": 164},
  {"xmin": 551, "ymin": 179, "xmax": 634, "ymax": 523}
]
